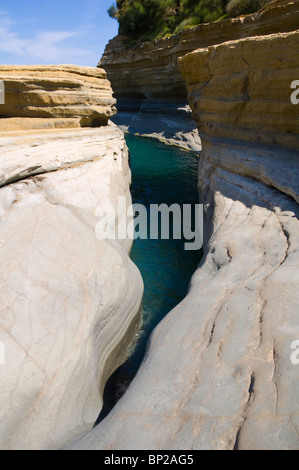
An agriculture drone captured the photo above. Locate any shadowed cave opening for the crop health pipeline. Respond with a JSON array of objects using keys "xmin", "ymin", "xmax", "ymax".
[{"xmin": 96, "ymin": 134, "xmax": 202, "ymax": 425}]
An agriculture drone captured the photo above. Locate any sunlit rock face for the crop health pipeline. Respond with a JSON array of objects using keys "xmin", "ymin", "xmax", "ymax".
[
  {"xmin": 68, "ymin": 5, "xmax": 299, "ymax": 451},
  {"xmin": 100, "ymin": 1, "xmax": 299, "ymax": 103},
  {"xmin": 99, "ymin": 1, "xmax": 299, "ymax": 151},
  {"xmin": 0, "ymin": 67, "xmax": 143, "ymax": 450},
  {"xmin": 0, "ymin": 65, "xmax": 116, "ymax": 127}
]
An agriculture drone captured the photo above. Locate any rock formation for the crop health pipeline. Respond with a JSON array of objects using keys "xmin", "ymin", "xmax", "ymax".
[
  {"xmin": 180, "ymin": 30, "xmax": 299, "ymax": 151},
  {"xmin": 0, "ymin": 70, "xmax": 143, "ymax": 450},
  {"xmin": 99, "ymin": 0, "xmax": 299, "ymax": 151},
  {"xmin": 100, "ymin": 0, "xmax": 299, "ymax": 103},
  {"xmin": 68, "ymin": 3, "xmax": 299, "ymax": 450},
  {"xmin": 0, "ymin": 65, "xmax": 116, "ymax": 127},
  {"xmin": 110, "ymin": 101, "xmax": 202, "ymax": 153}
]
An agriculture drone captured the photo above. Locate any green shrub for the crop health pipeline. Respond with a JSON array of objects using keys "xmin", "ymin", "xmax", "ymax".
[
  {"xmin": 107, "ymin": 0, "xmax": 273, "ymax": 41},
  {"xmin": 174, "ymin": 17, "xmax": 199, "ymax": 34},
  {"xmin": 226, "ymin": 0, "xmax": 272, "ymax": 17}
]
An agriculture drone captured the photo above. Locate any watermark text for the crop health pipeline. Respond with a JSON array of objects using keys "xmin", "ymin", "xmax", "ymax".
[
  {"xmin": 290, "ymin": 80, "xmax": 299, "ymax": 105},
  {"xmin": 0, "ymin": 80, "xmax": 4, "ymax": 105},
  {"xmin": 95, "ymin": 197, "xmax": 203, "ymax": 251},
  {"xmin": 290, "ymin": 340, "xmax": 299, "ymax": 365}
]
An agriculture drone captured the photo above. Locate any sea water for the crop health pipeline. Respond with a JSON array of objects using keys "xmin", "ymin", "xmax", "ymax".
[{"xmin": 97, "ymin": 135, "xmax": 202, "ymax": 422}]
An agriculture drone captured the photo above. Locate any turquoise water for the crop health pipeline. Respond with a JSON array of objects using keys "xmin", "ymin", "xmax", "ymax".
[{"xmin": 97, "ymin": 135, "xmax": 201, "ymax": 421}]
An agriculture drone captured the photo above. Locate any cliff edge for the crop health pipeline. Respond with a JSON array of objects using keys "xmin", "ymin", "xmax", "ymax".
[
  {"xmin": 69, "ymin": 4, "xmax": 299, "ymax": 450},
  {"xmin": 0, "ymin": 66, "xmax": 143, "ymax": 450},
  {"xmin": 99, "ymin": 0, "xmax": 298, "ymax": 151}
]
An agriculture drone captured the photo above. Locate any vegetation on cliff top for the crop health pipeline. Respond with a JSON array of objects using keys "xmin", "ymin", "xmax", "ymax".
[{"xmin": 108, "ymin": 0, "xmax": 273, "ymax": 41}]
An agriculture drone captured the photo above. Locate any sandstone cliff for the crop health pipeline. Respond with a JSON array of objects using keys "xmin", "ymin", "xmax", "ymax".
[
  {"xmin": 0, "ymin": 65, "xmax": 116, "ymax": 127},
  {"xmin": 99, "ymin": 0, "xmax": 298, "ymax": 151},
  {"xmin": 0, "ymin": 69, "xmax": 143, "ymax": 450},
  {"xmin": 179, "ymin": 30, "xmax": 299, "ymax": 151},
  {"xmin": 100, "ymin": 0, "xmax": 299, "ymax": 103},
  {"xmin": 69, "ymin": 7, "xmax": 299, "ymax": 451}
]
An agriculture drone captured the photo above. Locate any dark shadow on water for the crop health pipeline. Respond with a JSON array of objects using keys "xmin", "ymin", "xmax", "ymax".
[{"xmin": 96, "ymin": 135, "xmax": 202, "ymax": 425}]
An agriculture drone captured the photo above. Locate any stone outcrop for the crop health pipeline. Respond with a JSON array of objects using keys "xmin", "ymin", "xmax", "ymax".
[
  {"xmin": 0, "ymin": 69, "xmax": 143, "ymax": 450},
  {"xmin": 69, "ymin": 17, "xmax": 299, "ymax": 450},
  {"xmin": 179, "ymin": 30, "xmax": 299, "ymax": 150},
  {"xmin": 99, "ymin": 0, "xmax": 298, "ymax": 151},
  {"xmin": 69, "ymin": 157, "xmax": 299, "ymax": 450},
  {"xmin": 100, "ymin": 0, "xmax": 299, "ymax": 103},
  {"xmin": 111, "ymin": 102, "xmax": 202, "ymax": 152},
  {"xmin": 0, "ymin": 65, "xmax": 116, "ymax": 127}
]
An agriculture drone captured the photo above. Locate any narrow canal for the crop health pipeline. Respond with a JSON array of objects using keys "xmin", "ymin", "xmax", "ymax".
[{"xmin": 97, "ymin": 134, "xmax": 202, "ymax": 422}]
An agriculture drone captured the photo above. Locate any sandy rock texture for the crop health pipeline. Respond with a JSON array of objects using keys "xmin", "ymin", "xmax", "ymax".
[
  {"xmin": 179, "ymin": 30, "xmax": 299, "ymax": 150},
  {"xmin": 69, "ymin": 18, "xmax": 299, "ymax": 451},
  {"xmin": 99, "ymin": 0, "xmax": 298, "ymax": 151},
  {"xmin": 0, "ymin": 65, "xmax": 116, "ymax": 127},
  {"xmin": 69, "ymin": 153, "xmax": 299, "ymax": 450},
  {"xmin": 0, "ymin": 125, "xmax": 143, "ymax": 450},
  {"xmin": 100, "ymin": 0, "xmax": 299, "ymax": 101}
]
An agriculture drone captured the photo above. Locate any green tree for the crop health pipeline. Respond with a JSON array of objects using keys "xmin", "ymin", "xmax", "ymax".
[
  {"xmin": 107, "ymin": 0, "xmax": 272, "ymax": 41},
  {"xmin": 107, "ymin": 3, "xmax": 117, "ymax": 18}
]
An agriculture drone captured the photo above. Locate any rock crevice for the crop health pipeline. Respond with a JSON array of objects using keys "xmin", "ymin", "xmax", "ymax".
[
  {"xmin": 68, "ymin": 1, "xmax": 299, "ymax": 451},
  {"xmin": 0, "ymin": 69, "xmax": 143, "ymax": 450}
]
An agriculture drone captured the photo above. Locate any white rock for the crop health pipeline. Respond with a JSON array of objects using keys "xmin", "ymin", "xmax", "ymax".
[
  {"xmin": 0, "ymin": 126, "xmax": 143, "ymax": 450},
  {"xmin": 68, "ymin": 139, "xmax": 299, "ymax": 451}
]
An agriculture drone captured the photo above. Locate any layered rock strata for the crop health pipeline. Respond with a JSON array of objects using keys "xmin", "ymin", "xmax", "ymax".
[
  {"xmin": 0, "ymin": 65, "xmax": 116, "ymax": 127},
  {"xmin": 99, "ymin": 0, "xmax": 298, "ymax": 150},
  {"xmin": 179, "ymin": 30, "xmax": 299, "ymax": 150},
  {"xmin": 100, "ymin": 0, "xmax": 299, "ymax": 102},
  {"xmin": 69, "ymin": 28, "xmax": 299, "ymax": 450},
  {"xmin": 0, "ymin": 69, "xmax": 143, "ymax": 450}
]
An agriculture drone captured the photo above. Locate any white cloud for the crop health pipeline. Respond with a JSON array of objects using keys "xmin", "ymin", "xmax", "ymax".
[{"xmin": 0, "ymin": 11, "xmax": 94, "ymax": 64}]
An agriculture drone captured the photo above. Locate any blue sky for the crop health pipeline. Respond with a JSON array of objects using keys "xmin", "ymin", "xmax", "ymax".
[{"xmin": 0, "ymin": 0, "xmax": 118, "ymax": 66}]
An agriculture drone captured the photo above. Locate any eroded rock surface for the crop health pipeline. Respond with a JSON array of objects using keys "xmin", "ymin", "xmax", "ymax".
[
  {"xmin": 99, "ymin": 0, "xmax": 298, "ymax": 151},
  {"xmin": 179, "ymin": 30, "xmax": 299, "ymax": 150},
  {"xmin": 67, "ymin": 157, "xmax": 299, "ymax": 450},
  {"xmin": 0, "ymin": 124, "xmax": 143, "ymax": 448},
  {"xmin": 112, "ymin": 102, "xmax": 201, "ymax": 152},
  {"xmin": 0, "ymin": 65, "xmax": 116, "ymax": 127},
  {"xmin": 69, "ymin": 18, "xmax": 299, "ymax": 451},
  {"xmin": 100, "ymin": 1, "xmax": 299, "ymax": 102}
]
